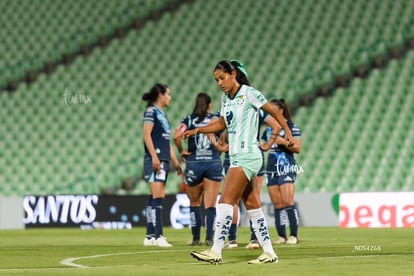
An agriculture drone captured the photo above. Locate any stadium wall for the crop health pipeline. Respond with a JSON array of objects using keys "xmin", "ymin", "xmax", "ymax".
[
  {"xmin": 9, "ymin": 193, "xmax": 339, "ymax": 229},
  {"xmin": 1, "ymin": 193, "xmax": 413, "ymax": 229},
  {"xmin": 0, "ymin": 196, "xmax": 24, "ymax": 229}
]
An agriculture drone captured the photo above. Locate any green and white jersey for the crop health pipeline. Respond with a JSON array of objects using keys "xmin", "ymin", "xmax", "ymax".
[{"xmin": 220, "ymin": 84, "xmax": 268, "ymax": 156}]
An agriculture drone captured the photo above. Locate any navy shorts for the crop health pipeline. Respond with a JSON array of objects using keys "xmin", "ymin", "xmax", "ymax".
[
  {"xmin": 143, "ymin": 158, "xmax": 170, "ymax": 184},
  {"xmin": 185, "ymin": 160, "xmax": 222, "ymax": 187},
  {"xmin": 266, "ymin": 171, "xmax": 296, "ymax": 186},
  {"xmin": 222, "ymin": 158, "xmax": 230, "ymax": 176},
  {"xmin": 257, "ymin": 163, "xmax": 265, "ymax": 177}
]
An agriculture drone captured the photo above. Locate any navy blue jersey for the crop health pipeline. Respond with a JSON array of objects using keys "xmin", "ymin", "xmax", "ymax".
[
  {"xmin": 177, "ymin": 113, "xmax": 221, "ymax": 162},
  {"xmin": 143, "ymin": 105, "xmax": 171, "ymax": 161},
  {"xmin": 262, "ymin": 120, "xmax": 301, "ymax": 174}
]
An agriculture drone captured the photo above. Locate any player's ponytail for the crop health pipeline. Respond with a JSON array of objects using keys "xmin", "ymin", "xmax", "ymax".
[
  {"xmin": 192, "ymin": 92, "xmax": 211, "ymax": 123},
  {"xmin": 230, "ymin": 60, "xmax": 250, "ymax": 86},
  {"xmin": 142, "ymin": 83, "xmax": 168, "ymax": 107}
]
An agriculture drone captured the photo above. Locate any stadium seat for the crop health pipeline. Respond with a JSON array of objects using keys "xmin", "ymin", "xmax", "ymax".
[{"xmin": 1, "ymin": 0, "xmax": 414, "ymax": 195}]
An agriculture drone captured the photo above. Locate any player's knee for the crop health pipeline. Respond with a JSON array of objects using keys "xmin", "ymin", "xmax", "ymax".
[
  {"xmin": 282, "ymin": 199, "xmax": 294, "ymax": 207},
  {"xmin": 274, "ymin": 203, "xmax": 283, "ymax": 209},
  {"xmin": 244, "ymin": 200, "xmax": 261, "ymax": 210}
]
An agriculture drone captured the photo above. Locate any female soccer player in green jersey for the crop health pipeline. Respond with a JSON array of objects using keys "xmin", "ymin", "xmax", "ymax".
[{"xmin": 184, "ymin": 60, "xmax": 293, "ymax": 264}]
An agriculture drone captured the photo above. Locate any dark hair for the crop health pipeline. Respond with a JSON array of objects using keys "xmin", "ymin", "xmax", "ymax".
[
  {"xmin": 142, "ymin": 83, "xmax": 168, "ymax": 107},
  {"xmin": 214, "ymin": 60, "xmax": 250, "ymax": 86},
  {"xmin": 192, "ymin": 92, "xmax": 211, "ymax": 123},
  {"xmin": 271, "ymin": 98, "xmax": 292, "ymax": 122}
]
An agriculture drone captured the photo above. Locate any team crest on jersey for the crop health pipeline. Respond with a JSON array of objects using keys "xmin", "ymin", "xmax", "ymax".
[{"xmin": 236, "ymin": 96, "xmax": 244, "ymax": 105}]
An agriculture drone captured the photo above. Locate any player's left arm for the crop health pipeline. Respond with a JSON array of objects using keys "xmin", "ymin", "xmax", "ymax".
[
  {"xmin": 260, "ymin": 116, "xmax": 282, "ymax": 151},
  {"xmin": 261, "ymin": 102, "xmax": 294, "ymax": 145},
  {"xmin": 275, "ymin": 136, "xmax": 301, "ymax": 153}
]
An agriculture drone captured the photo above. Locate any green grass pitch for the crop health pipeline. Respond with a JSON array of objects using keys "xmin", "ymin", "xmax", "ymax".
[{"xmin": 0, "ymin": 227, "xmax": 413, "ymax": 275}]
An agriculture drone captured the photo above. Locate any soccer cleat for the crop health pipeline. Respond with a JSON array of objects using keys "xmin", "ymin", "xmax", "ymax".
[
  {"xmin": 273, "ymin": 236, "xmax": 286, "ymax": 244},
  {"xmin": 154, "ymin": 236, "xmax": 173, "ymax": 247},
  {"xmin": 186, "ymin": 239, "xmax": 202, "ymax": 246},
  {"xmin": 143, "ymin": 237, "xmax": 155, "ymax": 246},
  {"xmin": 191, "ymin": 250, "xmax": 222, "ymax": 264},
  {"xmin": 205, "ymin": 239, "xmax": 213, "ymax": 246},
  {"xmin": 245, "ymin": 239, "xmax": 260, "ymax": 249},
  {"xmin": 224, "ymin": 240, "xmax": 238, "ymax": 249},
  {"xmin": 286, "ymin": 236, "xmax": 298, "ymax": 244},
  {"xmin": 247, "ymin": 252, "xmax": 278, "ymax": 264}
]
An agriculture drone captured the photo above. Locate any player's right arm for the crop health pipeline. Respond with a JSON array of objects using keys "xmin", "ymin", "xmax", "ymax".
[
  {"xmin": 182, "ymin": 116, "xmax": 226, "ymax": 139},
  {"xmin": 173, "ymin": 123, "xmax": 191, "ymax": 161},
  {"xmin": 143, "ymin": 122, "xmax": 160, "ymax": 172},
  {"xmin": 260, "ymin": 115, "xmax": 282, "ymax": 151}
]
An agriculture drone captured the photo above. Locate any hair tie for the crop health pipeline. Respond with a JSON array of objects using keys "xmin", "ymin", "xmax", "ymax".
[{"xmin": 230, "ymin": 60, "xmax": 248, "ymax": 77}]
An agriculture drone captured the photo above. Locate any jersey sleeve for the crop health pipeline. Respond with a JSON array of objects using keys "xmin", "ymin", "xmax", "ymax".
[
  {"xmin": 143, "ymin": 106, "xmax": 155, "ymax": 124},
  {"xmin": 261, "ymin": 126, "xmax": 272, "ymax": 143},
  {"xmin": 220, "ymin": 94, "xmax": 226, "ymax": 117},
  {"xmin": 247, "ymin": 86, "xmax": 268, "ymax": 109},
  {"xmin": 292, "ymin": 124, "xmax": 301, "ymax": 138},
  {"xmin": 259, "ymin": 109, "xmax": 270, "ymax": 125},
  {"xmin": 176, "ymin": 116, "xmax": 189, "ymax": 133}
]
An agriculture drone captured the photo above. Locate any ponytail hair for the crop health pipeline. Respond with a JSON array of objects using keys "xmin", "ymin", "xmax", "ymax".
[
  {"xmin": 271, "ymin": 98, "xmax": 292, "ymax": 122},
  {"xmin": 192, "ymin": 92, "xmax": 211, "ymax": 123},
  {"xmin": 214, "ymin": 60, "xmax": 250, "ymax": 86},
  {"xmin": 142, "ymin": 83, "xmax": 168, "ymax": 107},
  {"xmin": 230, "ymin": 60, "xmax": 250, "ymax": 86}
]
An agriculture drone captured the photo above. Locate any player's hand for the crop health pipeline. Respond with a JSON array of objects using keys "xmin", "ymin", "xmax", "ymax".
[
  {"xmin": 152, "ymin": 156, "xmax": 161, "ymax": 172},
  {"xmin": 212, "ymin": 140, "xmax": 228, "ymax": 153},
  {"xmin": 284, "ymin": 131, "xmax": 294, "ymax": 147},
  {"xmin": 259, "ymin": 142, "xmax": 271, "ymax": 151},
  {"xmin": 180, "ymin": 150, "xmax": 191, "ymax": 162},
  {"xmin": 182, "ymin": 129, "xmax": 197, "ymax": 140},
  {"xmin": 174, "ymin": 162, "xmax": 182, "ymax": 175}
]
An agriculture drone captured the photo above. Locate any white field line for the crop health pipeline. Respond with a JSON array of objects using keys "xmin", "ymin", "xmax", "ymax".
[
  {"xmin": 1, "ymin": 249, "xmax": 410, "ymax": 272},
  {"xmin": 60, "ymin": 249, "xmax": 189, "ymax": 268}
]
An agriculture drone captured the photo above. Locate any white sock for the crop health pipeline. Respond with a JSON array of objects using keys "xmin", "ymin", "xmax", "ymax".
[
  {"xmin": 211, "ymin": 203, "xmax": 233, "ymax": 256},
  {"xmin": 247, "ymin": 208, "xmax": 277, "ymax": 257}
]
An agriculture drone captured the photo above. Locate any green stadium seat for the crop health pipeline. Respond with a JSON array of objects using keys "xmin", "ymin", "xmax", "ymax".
[{"xmin": 2, "ymin": 0, "xmax": 414, "ymax": 196}]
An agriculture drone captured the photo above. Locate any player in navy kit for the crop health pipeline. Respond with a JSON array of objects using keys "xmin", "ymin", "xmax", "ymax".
[
  {"xmin": 262, "ymin": 99, "xmax": 301, "ymax": 244},
  {"xmin": 142, "ymin": 83, "xmax": 182, "ymax": 247},
  {"xmin": 173, "ymin": 92, "xmax": 224, "ymax": 246}
]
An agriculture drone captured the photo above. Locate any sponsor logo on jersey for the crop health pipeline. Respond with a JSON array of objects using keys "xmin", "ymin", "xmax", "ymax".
[{"xmin": 225, "ymin": 111, "xmax": 233, "ymax": 127}]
